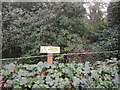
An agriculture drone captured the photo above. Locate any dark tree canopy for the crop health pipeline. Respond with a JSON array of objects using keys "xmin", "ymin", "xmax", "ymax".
[
  {"xmin": 107, "ymin": 1, "xmax": 120, "ymax": 26},
  {"xmin": 2, "ymin": 2, "xmax": 119, "ymax": 62},
  {"xmin": 2, "ymin": 2, "xmax": 88, "ymax": 58}
]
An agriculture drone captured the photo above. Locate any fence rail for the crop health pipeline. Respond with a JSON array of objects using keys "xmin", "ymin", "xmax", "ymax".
[{"xmin": 0, "ymin": 50, "xmax": 119, "ymax": 61}]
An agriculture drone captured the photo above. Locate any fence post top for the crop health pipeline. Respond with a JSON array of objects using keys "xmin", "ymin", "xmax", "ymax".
[{"xmin": 48, "ymin": 45, "xmax": 54, "ymax": 47}]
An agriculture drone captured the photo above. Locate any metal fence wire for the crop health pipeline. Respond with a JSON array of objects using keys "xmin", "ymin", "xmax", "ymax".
[{"xmin": 0, "ymin": 50, "xmax": 119, "ymax": 63}]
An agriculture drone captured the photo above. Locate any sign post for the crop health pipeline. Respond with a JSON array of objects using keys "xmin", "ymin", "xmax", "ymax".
[
  {"xmin": 47, "ymin": 53, "xmax": 53, "ymax": 65},
  {"xmin": 40, "ymin": 46, "xmax": 60, "ymax": 64}
]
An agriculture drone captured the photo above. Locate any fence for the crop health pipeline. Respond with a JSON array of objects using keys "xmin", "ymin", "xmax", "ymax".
[{"xmin": 0, "ymin": 50, "xmax": 119, "ymax": 64}]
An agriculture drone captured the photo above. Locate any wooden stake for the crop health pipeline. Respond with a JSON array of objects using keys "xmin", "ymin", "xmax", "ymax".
[{"xmin": 47, "ymin": 53, "xmax": 53, "ymax": 64}]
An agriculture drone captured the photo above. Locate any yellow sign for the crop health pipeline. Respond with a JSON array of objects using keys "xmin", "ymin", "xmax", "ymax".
[
  {"xmin": 40, "ymin": 46, "xmax": 60, "ymax": 53},
  {"xmin": 48, "ymin": 47, "xmax": 58, "ymax": 52},
  {"xmin": 41, "ymin": 47, "xmax": 47, "ymax": 53}
]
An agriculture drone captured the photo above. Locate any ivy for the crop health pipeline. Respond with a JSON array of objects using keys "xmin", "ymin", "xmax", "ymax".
[{"xmin": 0, "ymin": 58, "xmax": 119, "ymax": 89}]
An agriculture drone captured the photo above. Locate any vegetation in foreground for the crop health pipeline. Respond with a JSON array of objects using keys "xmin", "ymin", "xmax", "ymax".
[{"xmin": 0, "ymin": 58, "xmax": 119, "ymax": 89}]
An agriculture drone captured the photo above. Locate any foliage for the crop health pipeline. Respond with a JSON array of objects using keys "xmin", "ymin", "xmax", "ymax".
[
  {"xmin": 91, "ymin": 2, "xmax": 120, "ymax": 59},
  {"xmin": 85, "ymin": 2, "xmax": 107, "ymax": 37},
  {"xmin": 2, "ymin": 2, "xmax": 88, "ymax": 59},
  {"xmin": 107, "ymin": 2, "xmax": 120, "ymax": 25},
  {"xmin": 106, "ymin": 2, "xmax": 120, "ymax": 53},
  {"xmin": 2, "ymin": 2, "xmax": 119, "ymax": 63},
  {"xmin": 0, "ymin": 58, "xmax": 119, "ymax": 89}
]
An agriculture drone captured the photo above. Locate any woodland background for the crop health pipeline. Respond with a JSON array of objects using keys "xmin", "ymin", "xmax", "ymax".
[{"xmin": 1, "ymin": 2, "xmax": 119, "ymax": 64}]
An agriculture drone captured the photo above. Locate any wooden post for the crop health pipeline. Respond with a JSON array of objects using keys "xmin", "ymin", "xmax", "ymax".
[
  {"xmin": 47, "ymin": 53, "xmax": 53, "ymax": 64},
  {"xmin": 47, "ymin": 46, "xmax": 53, "ymax": 64},
  {"xmin": 40, "ymin": 45, "xmax": 60, "ymax": 65}
]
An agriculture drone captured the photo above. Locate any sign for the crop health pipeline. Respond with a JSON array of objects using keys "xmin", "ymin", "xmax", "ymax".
[{"xmin": 40, "ymin": 46, "xmax": 60, "ymax": 53}]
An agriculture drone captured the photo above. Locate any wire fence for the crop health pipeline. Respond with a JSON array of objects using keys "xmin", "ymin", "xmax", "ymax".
[{"xmin": 0, "ymin": 50, "xmax": 119, "ymax": 61}]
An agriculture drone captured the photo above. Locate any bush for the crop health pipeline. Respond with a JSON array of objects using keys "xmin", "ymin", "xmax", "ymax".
[{"xmin": 0, "ymin": 58, "xmax": 119, "ymax": 89}]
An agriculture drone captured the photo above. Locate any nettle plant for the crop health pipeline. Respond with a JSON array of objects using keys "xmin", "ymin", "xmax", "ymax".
[{"xmin": 0, "ymin": 58, "xmax": 119, "ymax": 89}]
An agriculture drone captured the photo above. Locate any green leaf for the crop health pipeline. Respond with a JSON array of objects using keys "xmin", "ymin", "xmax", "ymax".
[
  {"xmin": 18, "ymin": 69, "xmax": 29, "ymax": 76},
  {"xmin": 20, "ymin": 77, "xmax": 28, "ymax": 85},
  {"xmin": 4, "ymin": 63, "xmax": 15, "ymax": 72}
]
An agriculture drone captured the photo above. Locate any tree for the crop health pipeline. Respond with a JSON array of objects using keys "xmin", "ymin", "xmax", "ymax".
[
  {"xmin": 83, "ymin": 2, "xmax": 107, "ymax": 44},
  {"xmin": 107, "ymin": 2, "xmax": 120, "ymax": 26},
  {"xmin": 106, "ymin": 1, "xmax": 120, "ymax": 58},
  {"xmin": 92, "ymin": 1, "xmax": 119, "ymax": 59},
  {"xmin": 2, "ymin": 2, "xmax": 88, "ymax": 60}
]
